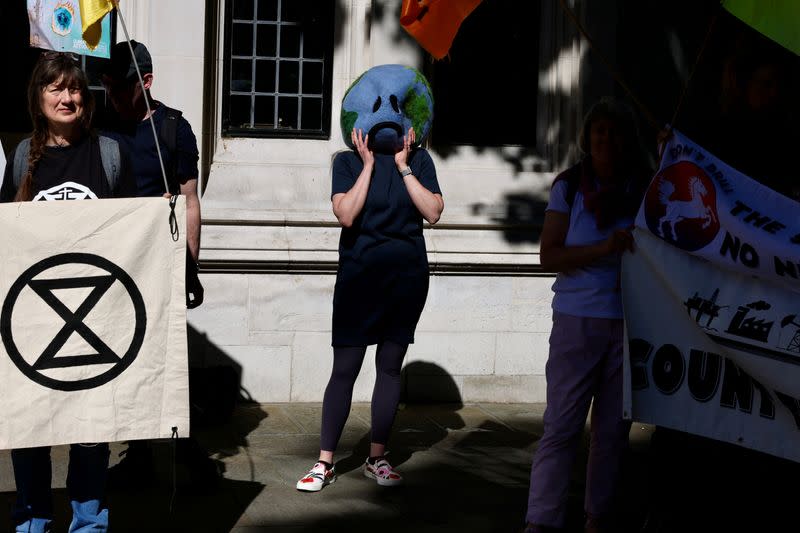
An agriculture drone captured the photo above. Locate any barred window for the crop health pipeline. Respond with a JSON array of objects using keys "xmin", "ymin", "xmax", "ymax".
[{"xmin": 223, "ymin": 0, "xmax": 335, "ymax": 138}]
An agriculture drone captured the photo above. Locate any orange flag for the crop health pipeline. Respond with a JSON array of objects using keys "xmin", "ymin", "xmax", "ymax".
[{"xmin": 400, "ymin": 0, "xmax": 483, "ymax": 59}]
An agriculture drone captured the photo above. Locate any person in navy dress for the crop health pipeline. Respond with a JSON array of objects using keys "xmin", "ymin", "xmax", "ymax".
[{"xmin": 296, "ymin": 126, "xmax": 443, "ymax": 491}]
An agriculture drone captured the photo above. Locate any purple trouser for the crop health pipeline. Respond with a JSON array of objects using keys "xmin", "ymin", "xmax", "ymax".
[{"xmin": 526, "ymin": 311, "xmax": 631, "ymax": 528}]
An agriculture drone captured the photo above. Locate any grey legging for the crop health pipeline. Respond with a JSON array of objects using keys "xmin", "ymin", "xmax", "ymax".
[{"xmin": 320, "ymin": 341, "xmax": 408, "ymax": 452}]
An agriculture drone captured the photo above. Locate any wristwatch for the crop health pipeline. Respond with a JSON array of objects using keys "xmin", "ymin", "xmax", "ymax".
[{"xmin": 400, "ymin": 167, "xmax": 413, "ymax": 177}]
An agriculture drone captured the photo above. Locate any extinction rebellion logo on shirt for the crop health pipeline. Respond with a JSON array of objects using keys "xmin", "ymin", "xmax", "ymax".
[
  {"xmin": 33, "ymin": 181, "xmax": 98, "ymax": 202},
  {"xmin": 644, "ymin": 161, "xmax": 720, "ymax": 251}
]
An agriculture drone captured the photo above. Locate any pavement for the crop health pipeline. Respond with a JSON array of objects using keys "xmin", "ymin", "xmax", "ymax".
[{"xmin": 0, "ymin": 402, "xmax": 796, "ymax": 532}]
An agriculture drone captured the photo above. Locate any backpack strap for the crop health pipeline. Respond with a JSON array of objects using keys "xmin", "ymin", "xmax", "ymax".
[
  {"xmin": 552, "ymin": 161, "xmax": 583, "ymax": 210},
  {"xmin": 12, "ymin": 136, "xmax": 120, "ymax": 194},
  {"xmin": 12, "ymin": 138, "xmax": 32, "ymax": 188},
  {"xmin": 97, "ymin": 135, "xmax": 121, "ymax": 192},
  {"xmin": 158, "ymin": 106, "xmax": 182, "ymax": 194}
]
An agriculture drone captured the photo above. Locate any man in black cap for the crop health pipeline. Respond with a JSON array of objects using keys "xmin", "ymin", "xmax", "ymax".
[
  {"xmin": 101, "ymin": 39, "xmax": 201, "ymax": 263},
  {"xmin": 100, "ymin": 39, "xmax": 211, "ymax": 489}
]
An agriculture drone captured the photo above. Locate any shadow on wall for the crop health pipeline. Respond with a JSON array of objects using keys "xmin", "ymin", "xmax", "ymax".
[
  {"xmin": 470, "ymin": 193, "xmax": 548, "ymax": 244},
  {"xmin": 105, "ymin": 325, "xmax": 268, "ymax": 532},
  {"xmin": 108, "ymin": 325, "xmax": 267, "ymax": 532},
  {"xmin": 185, "ymin": 323, "xmax": 271, "ymax": 461},
  {"xmin": 401, "ymin": 360, "xmax": 464, "ymax": 404}
]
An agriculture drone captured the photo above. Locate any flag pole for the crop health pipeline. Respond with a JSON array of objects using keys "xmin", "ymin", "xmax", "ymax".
[
  {"xmin": 557, "ymin": 0, "xmax": 661, "ymax": 131},
  {"xmin": 110, "ymin": 0, "xmax": 171, "ymax": 195},
  {"xmin": 669, "ymin": 8, "xmax": 720, "ymax": 128}
]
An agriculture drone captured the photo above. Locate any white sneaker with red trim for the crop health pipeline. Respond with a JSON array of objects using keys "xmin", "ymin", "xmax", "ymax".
[
  {"xmin": 363, "ymin": 457, "xmax": 403, "ymax": 486},
  {"xmin": 296, "ymin": 462, "xmax": 337, "ymax": 492}
]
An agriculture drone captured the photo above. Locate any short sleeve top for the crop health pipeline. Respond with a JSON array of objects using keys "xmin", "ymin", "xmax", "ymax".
[
  {"xmin": 547, "ymin": 176, "xmax": 633, "ymax": 319},
  {"xmin": 102, "ymin": 103, "xmax": 199, "ymax": 196},
  {"xmin": 332, "ymin": 149, "xmax": 441, "ymax": 273}
]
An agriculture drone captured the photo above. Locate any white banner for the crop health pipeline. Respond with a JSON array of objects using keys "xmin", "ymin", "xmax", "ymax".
[
  {"xmin": 624, "ymin": 130, "xmax": 800, "ymax": 461},
  {"xmin": 636, "ymin": 130, "xmax": 800, "ymax": 289},
  {"xmin": 0, "ymin": 198, "xmax": 189, "ymax": 449}
]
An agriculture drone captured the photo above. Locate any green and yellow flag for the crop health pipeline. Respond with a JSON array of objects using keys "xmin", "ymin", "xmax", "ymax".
[
  {"xmin": 723, "ymin": 0, "xmax": 800, "ymax": 56},
  {"xmin": 79, "ymin": 0, "xmax": 116, "ymax": 50}
]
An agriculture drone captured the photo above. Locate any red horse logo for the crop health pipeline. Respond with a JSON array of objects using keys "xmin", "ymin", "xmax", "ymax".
[
  {"xmin": 656, "ymin": 175, "xmax": 717, "ymax": 241},
  {"xmin": 645, "ymin": 161, "xmax": 720, "ymax": 251}
]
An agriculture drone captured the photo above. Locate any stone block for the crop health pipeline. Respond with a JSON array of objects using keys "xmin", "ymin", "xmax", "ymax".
[
  {"xmin": 407, "ymin": 332, "xmax": 495, "ymax": 375},
  {"xmin": 290, "ymin": 332, "xmax": 332, "ymax": 402},
  {"xmin": 495, "ymin": 332, "xmax": 549, "ymax": 376},
  {"xmin": 187, "ymin": 275, "xmax": 249, "ymax": 345},
  {"xmin": 221, "ymin": 345, "xmax": 292, "ymax": 402},
  {"xmin": 510, "ymin": 277, "xmax": 555, "ymax": 332},
  {"xmin": 250, "ymin": 275, "xmax": 334, "ymax": 333},
  {"xmin": 418, "ymin": 277, "xmax": 513, "ymax": 332},
  {"xmin": 461, "ymin": 375, "xmax": 548, "ymax": 403}
]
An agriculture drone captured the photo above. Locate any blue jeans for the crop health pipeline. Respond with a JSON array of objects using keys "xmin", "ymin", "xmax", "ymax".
[{"xmin": 12, "ymin": 444, "xmax": 110, "ymax": 533}]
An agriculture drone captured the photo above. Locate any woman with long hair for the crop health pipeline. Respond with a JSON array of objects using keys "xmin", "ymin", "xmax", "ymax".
[
  {"xmin": 1, "ymin": 51, "xmax": 135, "ymax": 533},
  {"xmin": 524, "ymin": 98, "xmax": 649, "ymax": 533}
]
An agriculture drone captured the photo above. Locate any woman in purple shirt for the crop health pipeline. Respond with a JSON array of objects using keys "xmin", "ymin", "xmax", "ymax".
[{"xmin": 525, "ymin": 98, "xmax": 650, "ymax": 533}]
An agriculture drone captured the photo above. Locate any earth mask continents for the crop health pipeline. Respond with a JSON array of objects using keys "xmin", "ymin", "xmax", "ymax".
[{"xmin": 340, "ymin": 64, "xmax": 434, "ymax": 154}]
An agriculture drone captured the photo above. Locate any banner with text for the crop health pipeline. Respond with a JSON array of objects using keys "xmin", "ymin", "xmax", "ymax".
[
  {"xmin": 636, "ymin": 130, "xmax": 800, "ymax": 288},
  {"xmin": 624, "ymin": 130, "xmax": 800, "ymax": 461},
  {"xmin": 28, "ymin": 0, "xmax": 112, "ymax": 58},
  {"xmin": 0, "ymin": 198, "xmax": 189, "ymax": 449}
]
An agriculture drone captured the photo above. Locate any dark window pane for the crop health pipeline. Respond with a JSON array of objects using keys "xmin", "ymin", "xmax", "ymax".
[
  {"xmin": 278, "ymin": 60, "xmax": 299, "ymax": 93},
  {"xmin": 233, "ymin": 0, "xmax": 254, "ymax": 20},
  {"xmin": 255, "ymin": 60, "xmax": 276, "ymax": 93},
  {"xmin": 230, "ymin": 59, "xmax": 253, "ymax": 92},
  {"xmin": 90, "ymin": 88, "xmax": 107, "ymax": 108},
  {"xmin": 254, "ymin": 95, "xmax": 276, "ymax": 127},
  {"xmin": 302, "ymin": 61, "xmax": 323, "ymax": 94},
  {"xmin": 257, "ymin": 0, "xmax": 278, "ymax": 21},
  {"xmin": 231, "ymin": 23, "xmax": 253, "ymax": 56},
  {"xmin": 280, "ymin": 25, "xmax": 301, "ymax": 57},
  {"xmin": 84, "ymin": 56, "xmax": 105, "ymax": 85},
  {"xmin": 303, "ymin": 24, "xmax": 327, "ymax": 59},
  {"xmin": 256, "ymin": 24, "xmax": 277, "ymax": 57},
  {"xmin": 430, "ymin": 0, "xmax": 539, "ymax": 146},
  {"xmin": 300, "ymin": 97, "xmax": 322, "ymax": 130},
  {"xmin": 281, "ymin": 0, "xmax": 302, "ymax": 22},
  {"xmin": 229, "ymin": 95, "xmax": 252, "ymax": 128},
  {"xmin": 277, "ymin": 97, "xmax": 298, "ymax": 129}
]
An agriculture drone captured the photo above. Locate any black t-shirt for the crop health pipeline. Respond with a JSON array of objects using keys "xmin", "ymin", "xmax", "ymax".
[
  {"xmin": 0, "ymin": 134, "xmax": 136, "ymax": 202},
  {"xmin": 102, "ymin": 103, "xmax": 199, "ymax": 197}
]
